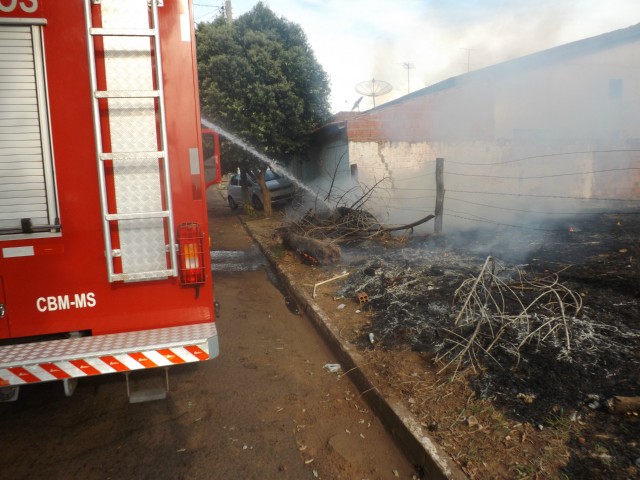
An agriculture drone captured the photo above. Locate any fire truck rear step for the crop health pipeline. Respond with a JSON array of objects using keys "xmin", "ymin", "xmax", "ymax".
[
  {"xmin": 125, "ymin": 368, "xmax": 169, "ymax": 403},
  {"xmin": 0, "ymin": 322, "xmax": 218, "ymax": 401}
]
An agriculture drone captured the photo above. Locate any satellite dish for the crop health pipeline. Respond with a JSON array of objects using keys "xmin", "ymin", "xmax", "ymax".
[{"xmin": 355, "ymin": 78, "xmax": 392, "ymax": 107}]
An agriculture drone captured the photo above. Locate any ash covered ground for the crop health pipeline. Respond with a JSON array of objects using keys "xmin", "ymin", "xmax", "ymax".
[{"xmin": 335, "ymin": 212, "xmax": 639, "ymax": 478}]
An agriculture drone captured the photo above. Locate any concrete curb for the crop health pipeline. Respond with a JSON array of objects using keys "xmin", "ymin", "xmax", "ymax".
[{"xmin": 241, "ymin": 218, "xmax": 467, "ymax": 480}]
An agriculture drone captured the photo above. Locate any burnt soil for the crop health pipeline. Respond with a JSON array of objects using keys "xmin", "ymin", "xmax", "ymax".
[{"xmin": 249, "ymin": 211, "xmax": 640, "ymax": 480}]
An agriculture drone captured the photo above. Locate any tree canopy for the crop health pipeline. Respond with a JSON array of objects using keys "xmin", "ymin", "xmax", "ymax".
[{"xmin": 196, "ymin": 2, "xmax": 331, "ymax": 172}]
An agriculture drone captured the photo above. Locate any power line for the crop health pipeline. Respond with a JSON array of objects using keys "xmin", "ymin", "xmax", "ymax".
[
  {"xmin": 371, "ymin": 185, "xmax": 640, "ymax": 202},
  {"xmin": 392, "ymin": 172, "xmax": 436, "ymax": 180},
  {"xmin": 445, "ymin": 167, "xmax": 640, "ymax": 180},
  {"xmin": 347, "ymin": 149, "xmax": 639, "ymax": 175},
  {"xmin": 444, "ymin": 189, "xmax": 640, "ymax": 202},
  {"xmin": 195, "ymin": 7, "xmax": 220, "ymax": 21},
  {"xmin": 323, "ymin": 183, "xmax": 640, "ymax": 203},
  {"xmin": 446, "ymin": 149, "xmax": 640, "ymax": 167},
  {"xmin": 382, "ymin": 204, "xmax": 435, "ymax": 213},
  {"xmin": 444, "ymin": 211, "xmax": 556, "ymax": 232},
  {"xmin": 193, "ymin": 1, "xmax": 226, "ymax": 21},
  {"xmin": 380, "ymin": 195, "xmax": 437, "ymax": 201},
  {"xmin": 446, "ymin": 195, "xmax": 640, "ymax": 216}
]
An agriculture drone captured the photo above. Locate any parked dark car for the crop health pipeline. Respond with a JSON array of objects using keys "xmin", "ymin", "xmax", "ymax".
[{"xmin": 226, "ymin": 169, "xmax": 295, "ymax": 210}]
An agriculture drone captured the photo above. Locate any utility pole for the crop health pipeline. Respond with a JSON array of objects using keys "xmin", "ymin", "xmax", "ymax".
[
  {"xmin": 402, "ymin": 62, "xmax": 414, "ymax": 94},
  {"xmin": 460, "ymin": 48, "xmax": 472, "ymax": 73},
  {"xmin": 434, "ymin": 158, "xmax": 445, "ymax": 234},
  {"xmin": 224, "ymin": 0, "xmax": 233, "ymax": 23}
]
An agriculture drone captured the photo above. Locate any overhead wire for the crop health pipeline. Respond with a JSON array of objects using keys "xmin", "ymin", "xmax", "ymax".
[
  {"xmin": 444, "ymin": 167, "xmax": 640, "ymax": 180},
  {"xmin": 445, "ymin": 149, "xmax": 640, "ymax": 166},
  {"xmin": 443, "ymin": 212, "xmax": 556, "ymax": 232},
  {"xmin": 445, "ymin": 195, "xmax": 640, "ymax": 216}
]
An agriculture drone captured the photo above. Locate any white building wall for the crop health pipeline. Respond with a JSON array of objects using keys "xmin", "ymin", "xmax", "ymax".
[
  {"xmin": 309, "ymin": 31, "xmax": 640, "ymax": 233},
  {"xmin": 348, "ymin": 139, "xmax": 603, "ymax": 232}
]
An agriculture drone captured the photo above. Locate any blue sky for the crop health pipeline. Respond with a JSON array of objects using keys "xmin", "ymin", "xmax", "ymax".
[{"xmin": 192, "ymin": 0, "xmax": 640, "ymax": 112}]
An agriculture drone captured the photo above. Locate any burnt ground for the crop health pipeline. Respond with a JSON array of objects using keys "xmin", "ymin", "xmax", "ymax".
[{"xmin": 250, "ymin": 210, "xmax": 640, "ymax": 479}]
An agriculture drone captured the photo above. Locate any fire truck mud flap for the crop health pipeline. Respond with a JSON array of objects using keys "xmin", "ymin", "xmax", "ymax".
[
  {"xmin": 0, "ymin": 385, "xmax": 19, "ymax": 402},
  {"xmin": 63, "ymin": 378, "xmax": 78, "ymax": 397}
]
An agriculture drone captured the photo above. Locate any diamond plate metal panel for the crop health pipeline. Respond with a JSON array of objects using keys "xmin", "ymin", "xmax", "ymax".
[{"xmin": 101, "ymin": 0, "xmax": 167, "ymax": 276}]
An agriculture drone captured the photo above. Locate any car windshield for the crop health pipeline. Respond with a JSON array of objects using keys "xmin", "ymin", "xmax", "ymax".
[{"xmin": 264, "ymin": 169, "xmax": 281, "ymax": 181}]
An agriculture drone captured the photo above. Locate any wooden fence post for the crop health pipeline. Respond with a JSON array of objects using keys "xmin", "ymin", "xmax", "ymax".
[{"xmin": 434, "ymin": 157, "xmax": 444, "ymax": 234}]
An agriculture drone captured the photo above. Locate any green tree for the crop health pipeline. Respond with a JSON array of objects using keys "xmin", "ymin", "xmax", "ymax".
[{"xmin": 197, "ymin": 2, "xmax": 331, "ymax": 216}]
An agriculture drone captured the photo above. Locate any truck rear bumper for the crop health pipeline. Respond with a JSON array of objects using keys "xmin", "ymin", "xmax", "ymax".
[{"xmin": 0, "ymin": 322, "xmax": 218, "ymax": 387}]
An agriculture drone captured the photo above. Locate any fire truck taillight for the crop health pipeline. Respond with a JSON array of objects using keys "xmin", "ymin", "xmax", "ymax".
[{"xmin": 177, "ymin": 223, "xmax": 206, "ymax": 286}]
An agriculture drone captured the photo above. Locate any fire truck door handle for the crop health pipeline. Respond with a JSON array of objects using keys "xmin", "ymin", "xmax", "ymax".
[{"xmin": 0, "ymin": 304, "xmax": 4, "ymax": 318}]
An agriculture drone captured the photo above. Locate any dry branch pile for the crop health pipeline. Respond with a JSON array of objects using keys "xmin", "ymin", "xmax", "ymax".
[
  {"xmin": 284, "ymin": 207, "xmax": 384, "ymax": 243},
  {"xmin": 279, "ymin": 206, "xmax": 434, "ymax": 265},
  {"xmin": 337, "ymin": 247, "xmax": 640, "ymax": 420},
  {"xmin": 437, "ymin": 256, "xmax": 584, "ymax": 378},
  {"xmin": 284, "ymin": 207, "xmax": 434, "ymax": 243}
]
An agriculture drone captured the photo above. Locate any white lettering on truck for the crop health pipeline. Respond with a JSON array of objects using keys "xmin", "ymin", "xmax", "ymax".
[
  {"xmin": 0, "ymin": 0, "xmax": 38, "ymax": 14},
  {"xmin": 36, "ymin": 293, "xmax": 96, "ymax": 312}
]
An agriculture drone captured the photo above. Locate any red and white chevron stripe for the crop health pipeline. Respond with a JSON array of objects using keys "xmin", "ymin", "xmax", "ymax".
[
  {"xmin": 0, "ymin": 323, "xmax": 217, "ymax": 387},
  {"xmin": 0, "ymin": 346, "xmax": 208, "ymax": 387}
]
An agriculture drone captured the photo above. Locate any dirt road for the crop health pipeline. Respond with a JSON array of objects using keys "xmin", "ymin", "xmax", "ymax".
[{"xmin": 0, "ymin": 189, "xmax": 416, "ymax": 480}]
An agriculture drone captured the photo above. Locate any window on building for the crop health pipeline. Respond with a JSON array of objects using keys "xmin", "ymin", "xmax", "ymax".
[
  {"xmin": 350, "ymin": 163, "xmax": 358, "ymax": 178},
  {"xmin": 609, "ymin": 78, "xmax": 622, "ymax": 100},
  {"xmin": 0, "ymin": 23, "xmax": 59, "ymax": 236}
]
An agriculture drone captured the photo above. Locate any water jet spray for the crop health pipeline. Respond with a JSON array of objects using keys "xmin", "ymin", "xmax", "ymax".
[{"xmin": 201, "ymin": 117, "xmax": 328, "ymax": 207}]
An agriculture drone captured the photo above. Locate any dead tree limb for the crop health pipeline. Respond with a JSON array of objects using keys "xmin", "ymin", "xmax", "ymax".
[
  {"xmin": 437, "ymin": 258, "xmax": 584, "ymax": 378},
  {"xmin": 349, "ymin": 177, "xmax": 388, "ymax": 211},
  {"xmin": 281, "ymin": 232, "xmax": 341, "ymax": 265},
  {"xmin": 325, "ymin": 151, "xmax": 348, "ymax": 203},
  {"xmin": 379, "ymin": 214, "xmax": 435, "ymax": 233},
  {"xmin": 606, "ymin": 396, "xmax": 640, "ymax": 415}
]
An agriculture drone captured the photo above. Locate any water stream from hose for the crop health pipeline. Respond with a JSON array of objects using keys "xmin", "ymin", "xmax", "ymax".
[{"xmin": 201, "ymin": 117, "xmax": 326, "ymax": 205}]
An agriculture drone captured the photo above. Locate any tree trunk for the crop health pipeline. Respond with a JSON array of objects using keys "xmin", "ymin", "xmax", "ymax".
[
  {"xmin": 240, "ymin": 170, "xmax": 251, "ymax": 207},
  {"xmin": 255, "ymin": 168, "xmax": 272, "ymax": 217}
]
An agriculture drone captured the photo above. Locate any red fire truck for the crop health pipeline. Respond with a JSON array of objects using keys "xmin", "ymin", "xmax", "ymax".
[{"xmin": 0, "ymin": 0, "xmax": 218, "ymax": 402}]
